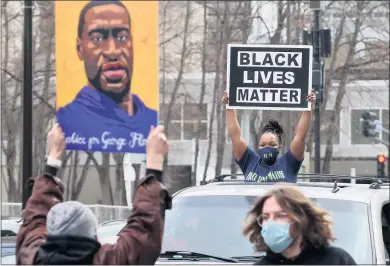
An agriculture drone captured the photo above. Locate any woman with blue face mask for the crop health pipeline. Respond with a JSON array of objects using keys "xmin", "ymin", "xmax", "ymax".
[
  {"xmin": 222, "ymin": 90, "xmax": 316, "ymax": 183},
  {"xmin": 243, "ymin": 185, "xmax": 356, "ymax": 265}
]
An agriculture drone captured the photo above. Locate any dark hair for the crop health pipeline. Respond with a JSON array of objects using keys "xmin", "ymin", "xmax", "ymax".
[
  {"xmin": 261, "ymin": 119, "xmax": 284, "ymax": 144},
  {"xmin": 78, "ymin": 0, "xmax": 130, "ymax": 38}
]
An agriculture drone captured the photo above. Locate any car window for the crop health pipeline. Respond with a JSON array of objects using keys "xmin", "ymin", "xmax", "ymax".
[
  {"xmin": 162, "ymin": 195, "xmax": 373, "ymax": 264},
  {"xmin": 1, "ymin": 230, "xmax": 17, "ymax": 237},
  {"xmin": 96, "ymin": 222, "xmax": 126, "ymax": 238},
  {"xmin": 1, "ymin": 221, "xmax": 21, "ymax": 237}
]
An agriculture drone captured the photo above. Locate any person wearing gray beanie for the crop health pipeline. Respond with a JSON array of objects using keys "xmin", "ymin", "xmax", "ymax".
[
  {"xmin": 46, "ymin": 201, "xmax": 98, "ymax": 239},
  {"xmin": 16, "ymin": 124, "xmax": 172, "ymax": 265}
]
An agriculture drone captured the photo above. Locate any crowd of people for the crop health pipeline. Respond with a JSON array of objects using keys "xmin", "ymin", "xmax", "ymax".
[{"xmin": 16, "ymin": 89, "xmax": 356, "ymax": 264}]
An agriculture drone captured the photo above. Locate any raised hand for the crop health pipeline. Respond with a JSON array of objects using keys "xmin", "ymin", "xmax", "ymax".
[
  {"xmin": 221, "ymin": 90, "xmax": 229, "ymax": 105},
  {"xmin": 307, "ymin": 89, "xmax": 316, "ymax": 110},
  {"xmin": 47, "ymin": 123, "xmax": 66, "ymax": 160},
  {"xmin": 146, "ymin": 125, "xmax": 169, "ymax": 170}
]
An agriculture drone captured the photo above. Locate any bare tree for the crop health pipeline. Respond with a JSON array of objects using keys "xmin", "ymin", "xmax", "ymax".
[
  {"xmin": 32, "ymin": 1, "xmax": 56, "ymax": 177},
  {"xmin": 162, "ymin": 1, "xmax": 193, "ymax": 172},
  {"xmin": 1, "ymin": 1, "xmax": 23, "ymax": 202},
  {"xmin": 202, "ymin": 1, "xmax": 224, "ymax": 181},
  {"xmin": 201, "ymin": 1, "xmax": 253, "ymax": 179},
  {"xmin": 214, "ymin": 2, "xmax": 230, "ymax": 176},
  {"xmin": 61, "ymin": 152, "xmax": 93, "ymax": 200},
  {"xmin": 322, "ymin": 1, "xmax": 389, "ymax": 172},
  {"xmin": 191, "ymin": 3, "xmax": 207, "ymax": 185}
]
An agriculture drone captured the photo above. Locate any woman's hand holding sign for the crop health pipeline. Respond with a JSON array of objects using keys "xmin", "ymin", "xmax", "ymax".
[
  {"xmin": 307, "ymin": 89, "xmax": 316, "ymax": 110},
  {"xmin": 222, "ymin": 90, "xmax": 229, "ymax": 105}
]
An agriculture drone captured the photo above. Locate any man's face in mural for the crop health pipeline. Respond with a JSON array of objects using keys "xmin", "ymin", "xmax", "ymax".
[{"xmin": 77, "ymin": 4, "xmax": 133, "ymax": 103}]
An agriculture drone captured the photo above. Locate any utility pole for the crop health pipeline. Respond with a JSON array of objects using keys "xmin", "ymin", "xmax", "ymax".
[
  {"xmin": 285, "ymin": 1, "xmax": 293, "ymax": 153},
  {"xmin": 312, "ymin": 2, "xmax": 322, "ymax": 174},
  {"xmin": 303, "ymin": 1, "xmax": 331, "ymax": 174},
  {"xmin": 22, "ymin": 0, "xmax": 34, "ymax": 210}
]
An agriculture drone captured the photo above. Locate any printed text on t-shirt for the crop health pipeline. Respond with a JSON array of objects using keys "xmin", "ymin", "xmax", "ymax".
[{"xmin": 246, "ymin": 170, "xmax": 286, "ymax": 182}]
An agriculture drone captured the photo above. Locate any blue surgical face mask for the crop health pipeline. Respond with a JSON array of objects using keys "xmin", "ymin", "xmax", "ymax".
[
  {"xmin": 260, "ymin": 220, "xmax": 293, "ymax": 253},
  {"xmin": 258, "ymin": 146, "xmax": 279, "ymax": 165}
]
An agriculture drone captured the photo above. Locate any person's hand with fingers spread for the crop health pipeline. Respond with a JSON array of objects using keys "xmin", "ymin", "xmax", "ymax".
[
  {"xmin": 307, "ymin": 89, "xmax": 316, "ymax": 110},
  {"xmin": 146, "ymin": 125, "xmax": 169, "ymax": 171},
  {"xmin": 47, "ymin": 123, "xmax": 66, "ymax": 161}
]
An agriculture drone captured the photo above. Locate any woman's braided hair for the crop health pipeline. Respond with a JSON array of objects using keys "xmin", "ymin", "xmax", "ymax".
[{"xmin": 260, "ymin": 119, "xmax": 284, "ymax": 144}]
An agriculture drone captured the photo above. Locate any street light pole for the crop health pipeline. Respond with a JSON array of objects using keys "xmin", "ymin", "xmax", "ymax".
[
  {"xmin": 307, "ymin": 1, "xmax": 326, "ymax": 174},
  {"xmin": 312, "ymin": 8, "xmax": 322, "ymax": 174},
  {"xmin": 22, "ymin": 0, "xmax": 34, "ymax": 210}
]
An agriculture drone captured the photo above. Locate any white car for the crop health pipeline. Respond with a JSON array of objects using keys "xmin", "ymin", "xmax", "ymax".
[
  {"xmin": 158, "ymin": 175, "xmax": 388, "ymax": 264},
  {"xmin": 4, "ymin": 175, "xmax": 389, "ymax": 265},
  {"xmin": 98, "ymin": 175, "xmax": 390, "ymax": 264}
]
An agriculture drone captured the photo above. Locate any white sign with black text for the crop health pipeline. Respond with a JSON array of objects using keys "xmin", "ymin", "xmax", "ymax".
[{"xmin": 226, "ymin": 44, "xmax": 313, "ymax": 111}]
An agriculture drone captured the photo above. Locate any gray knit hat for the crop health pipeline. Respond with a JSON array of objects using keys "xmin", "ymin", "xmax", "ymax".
[{"xmin": 47, "ymin": 201, "xmax": 98, "ymax": 239}]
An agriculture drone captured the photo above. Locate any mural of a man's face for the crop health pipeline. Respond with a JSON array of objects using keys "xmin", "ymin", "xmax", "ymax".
[{"xmin": 77, "ymin": 3, "xmax": 133, "ymax": 103}]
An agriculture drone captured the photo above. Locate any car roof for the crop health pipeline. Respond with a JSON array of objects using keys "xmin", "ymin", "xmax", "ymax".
[{"xmin": 174, "ymin": 181, "xmax": 389, "ymax": 204}]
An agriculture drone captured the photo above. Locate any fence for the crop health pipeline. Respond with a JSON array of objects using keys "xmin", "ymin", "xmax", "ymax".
[{"xmin": 1, "ymin": 202, "xmax": 131, "ymax": 224}]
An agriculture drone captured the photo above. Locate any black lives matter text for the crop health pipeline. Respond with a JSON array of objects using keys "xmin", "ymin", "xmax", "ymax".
[{"xmin": 227, "ymin": 44, "xmax": 311, "ymax": 110}]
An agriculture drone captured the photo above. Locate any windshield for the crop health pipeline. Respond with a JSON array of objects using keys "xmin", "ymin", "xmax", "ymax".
[
  {"xmin": 162, "ymin": 195, "xmax": 372, "ymax": 264},
  {"xmin": 1, "ymin": 254, "xmax": 16, "ymax": 264}
]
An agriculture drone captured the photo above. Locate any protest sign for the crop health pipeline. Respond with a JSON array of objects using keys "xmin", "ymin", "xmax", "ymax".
[
  {"xmin": 55, "ymin": 1, "xmax": 158, "ymax": 153},
  {"xmin": 226, "ymin": 44, "xmax": 313, "ymax": 111}
]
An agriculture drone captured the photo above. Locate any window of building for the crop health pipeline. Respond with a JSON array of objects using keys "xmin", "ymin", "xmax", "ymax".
[
  {"xmin": 159, "ymin": 103, "xmax": 208, "ymax": 141},
  {"xmin": 159, "ymin": 104, "xmax": 182, "ymax": 140},
  {"xmin": 320, "ymin": 110, "xmax": 341, "ymax": 145},
  {"xmin": 350, "ymin": 109, "xmax": 380, "ymax": 145},
  {"xmin": 183, "ymin": 104, "xmax": 208, "ymax": 140},
  {"xmin": 382, "ymin": 109, "xmax": 389, "ymax": 143}
]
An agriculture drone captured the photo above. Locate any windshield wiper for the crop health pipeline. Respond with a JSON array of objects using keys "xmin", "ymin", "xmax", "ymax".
[
  {"xmin": 160, "ymin": 251, "xmax": 239, "ymax": 263},
  {"xmin": 231, "ymin": 255, "xmax": 265, "ymax": 261}
]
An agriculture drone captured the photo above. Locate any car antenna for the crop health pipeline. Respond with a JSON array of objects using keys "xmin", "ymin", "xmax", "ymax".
[{"xmin": 332, "ymin": 181, "xmax": 340, "ymax": 193}]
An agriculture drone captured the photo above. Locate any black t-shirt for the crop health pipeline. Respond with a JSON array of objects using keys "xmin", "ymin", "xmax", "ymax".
[
  {"xmin": 237, "ymin": 147, "xmax": 303, "ymax": 182},
  {"xmin": 254, "ymin": 245, "xmax": 357, "ymax": 265}
]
